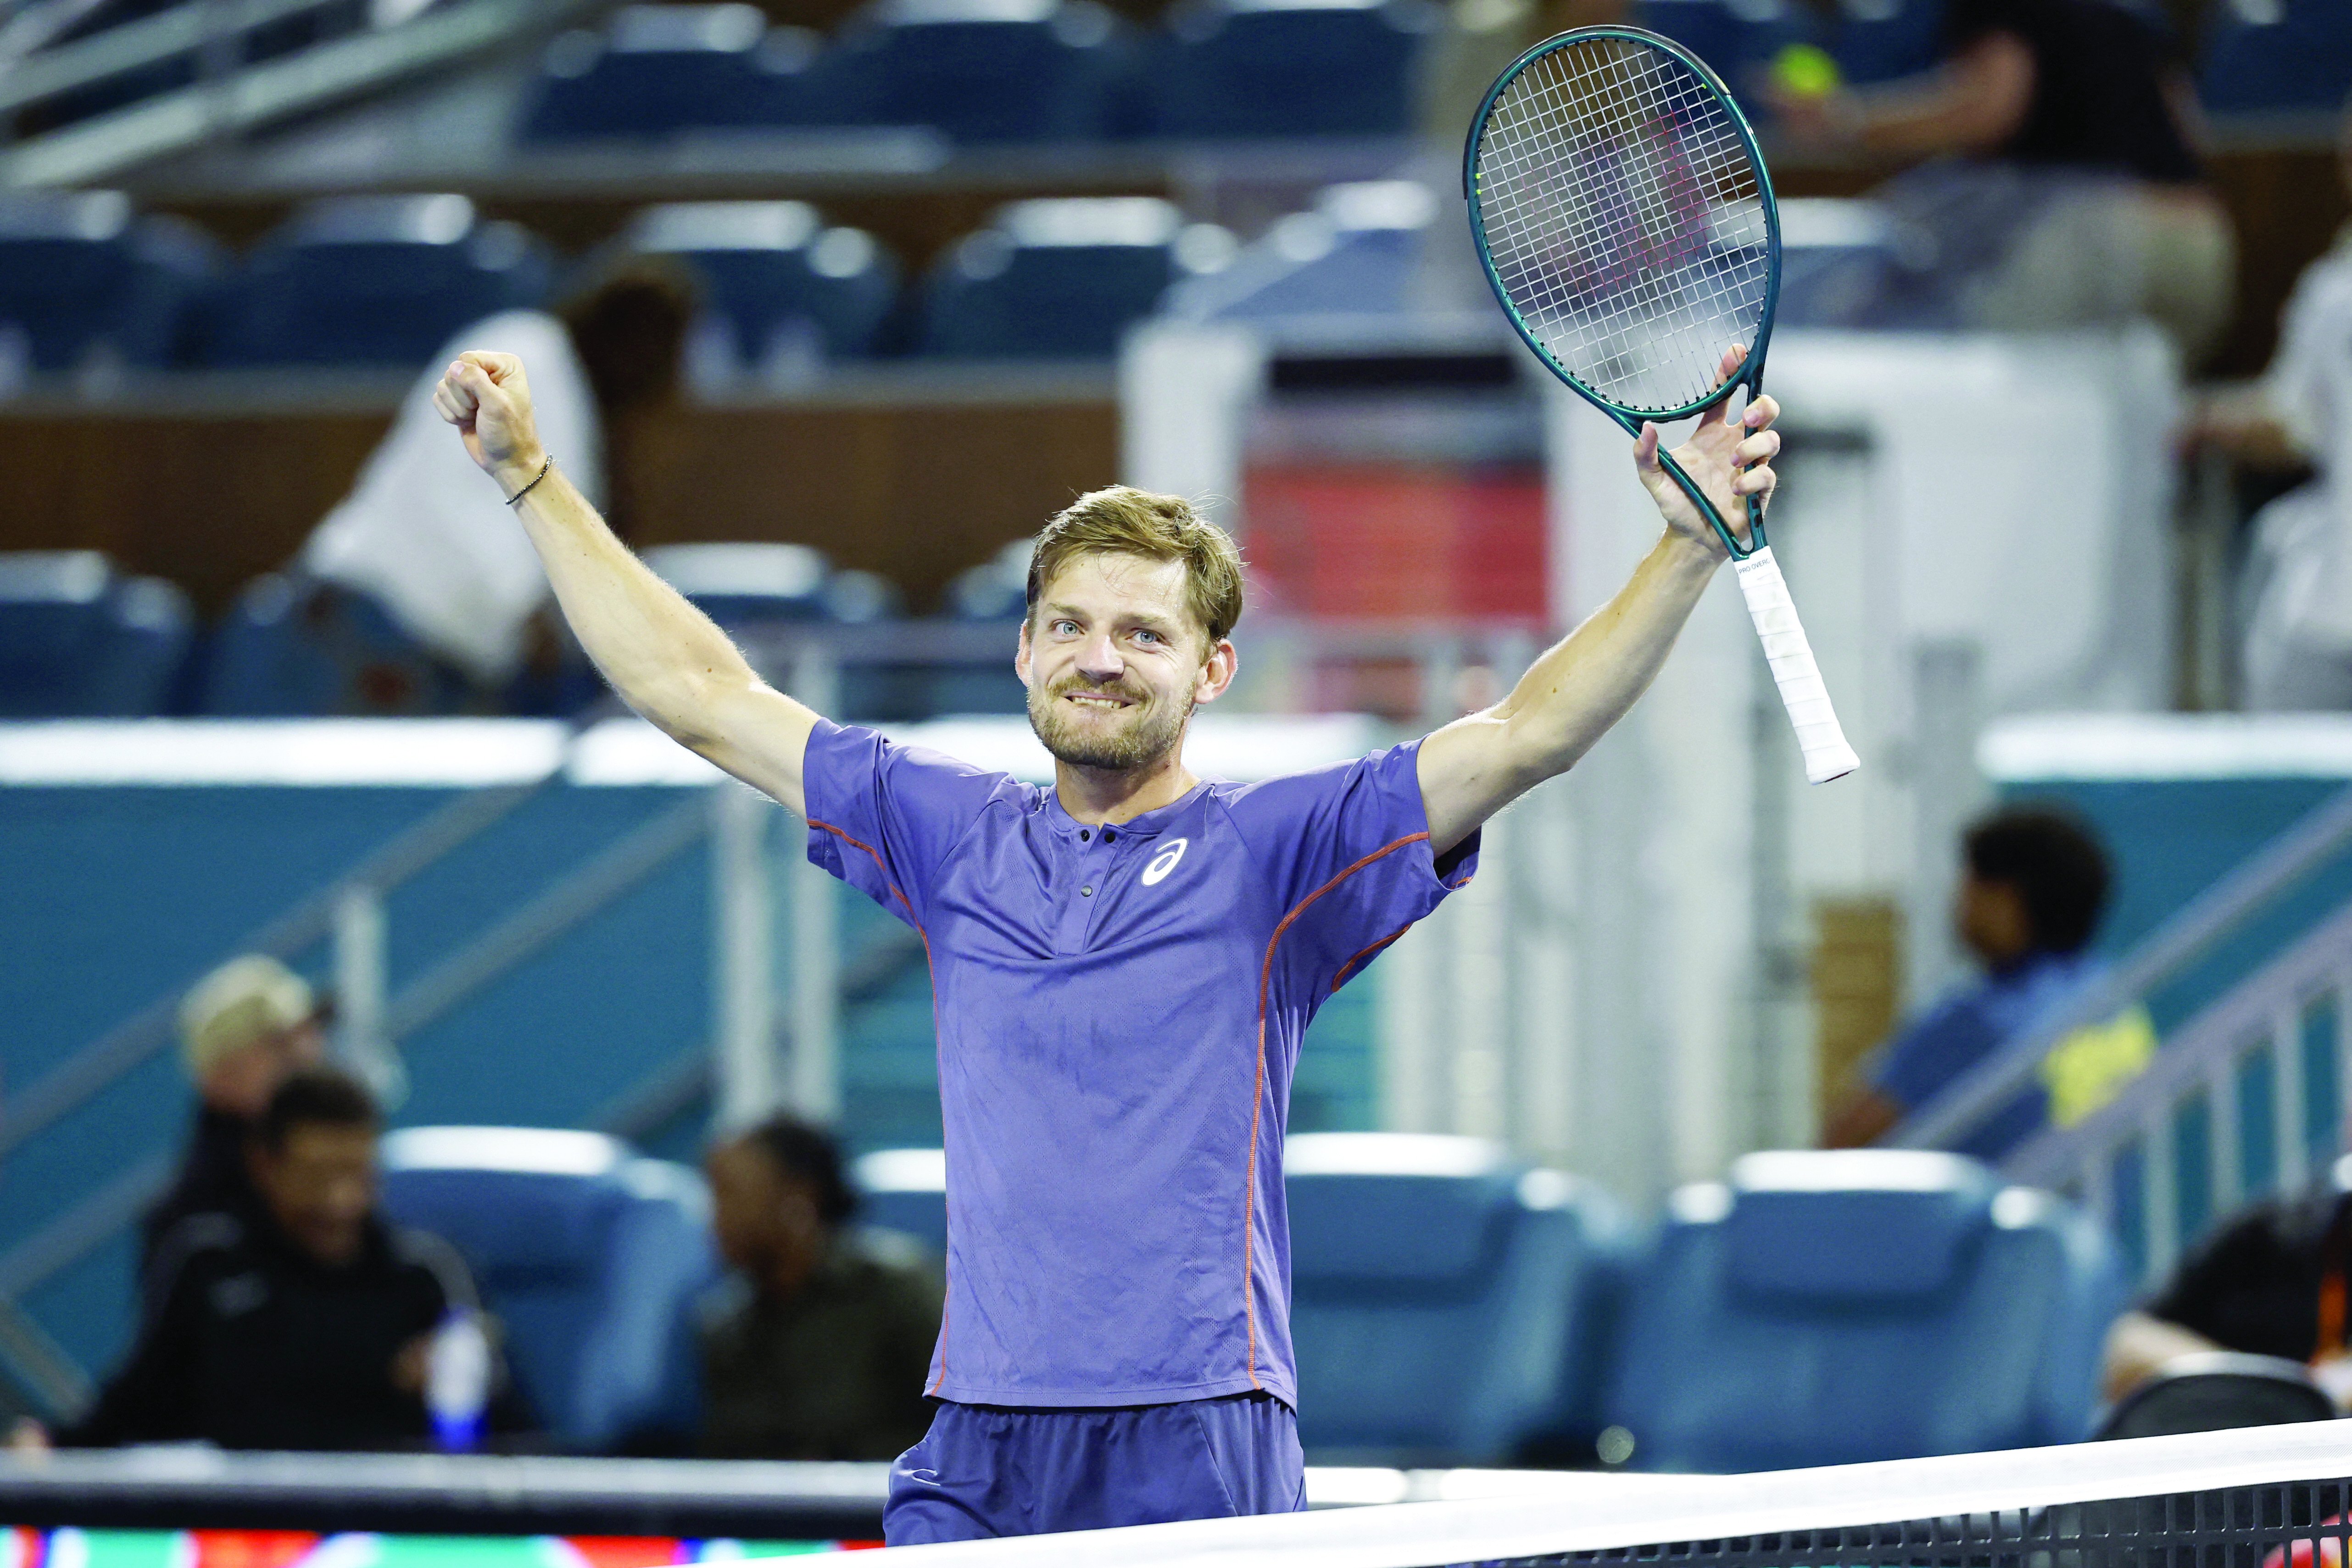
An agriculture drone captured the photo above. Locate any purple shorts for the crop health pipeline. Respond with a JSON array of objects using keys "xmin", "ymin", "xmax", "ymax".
[{"xmin": 882, "ymin": 1392, "xmax": 1307, "ymax": 1544}]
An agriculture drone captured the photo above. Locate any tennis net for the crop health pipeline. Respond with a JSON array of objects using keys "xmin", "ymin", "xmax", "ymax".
[{"xmin": 847, "ymin": 1421, "xmax": 2352, "ymax": 1567}]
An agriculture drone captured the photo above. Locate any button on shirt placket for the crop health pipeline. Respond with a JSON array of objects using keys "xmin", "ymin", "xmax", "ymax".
[{"xmin": 1052, "ymin": 826, "xmax": 1120, "ymax": 955}]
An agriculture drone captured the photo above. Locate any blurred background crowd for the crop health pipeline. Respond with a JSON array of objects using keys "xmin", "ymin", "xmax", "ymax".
[{"xmin": 4, "ymin": 0, "xmax": 2352, "ymax": 1501}]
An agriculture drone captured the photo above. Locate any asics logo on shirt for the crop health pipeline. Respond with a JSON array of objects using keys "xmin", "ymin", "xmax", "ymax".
[{"xmin": 1141, "ymin": 838, "xmax": 1189, "ymax": 887}]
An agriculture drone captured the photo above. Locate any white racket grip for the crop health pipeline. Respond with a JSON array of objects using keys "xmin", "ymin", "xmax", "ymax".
[{"xmin": 1731, "ymin": 547, "xmax": 1859, "ymax": 785}]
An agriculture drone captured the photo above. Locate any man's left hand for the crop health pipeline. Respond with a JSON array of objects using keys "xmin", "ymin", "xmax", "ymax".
[{"xmin": 1634, "ymin": 344, "xmax": 1781, "ymax": 558}]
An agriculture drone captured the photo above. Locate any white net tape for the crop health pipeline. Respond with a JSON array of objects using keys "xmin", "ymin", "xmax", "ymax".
[
  {"xmin": 1473, "ymin": 33, "xmax": 1769, "ymax": 416},
  {"xmin": 850, "ymin": 1423, "xmax": 2352, "ymax": 1566}
]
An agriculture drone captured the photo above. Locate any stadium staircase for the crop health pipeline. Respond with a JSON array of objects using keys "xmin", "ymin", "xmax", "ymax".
[{"xmin": 1891, "ymin": 781, "xmax": 2352, "ymax": 1286}]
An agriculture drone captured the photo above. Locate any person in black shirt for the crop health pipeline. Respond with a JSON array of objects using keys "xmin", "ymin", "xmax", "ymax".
[
  {"xmin": 696, "ymin": 1116, "xmax": 941, "ymax": 1461},
  {"xmin": 37, "ymin": 1068, "xmax": 513, "ymax": 1451},
  {"xmin": 142, "ymin": 955, "xmax": 329, "ymax": 1289},
  {"xmin": 1773, "ymin": 0, "xmax": 2234, "ymax": 367},
  {"xmin": 2104, "ymin": 1170, "xmax": 2352, "ymax": 1405}
]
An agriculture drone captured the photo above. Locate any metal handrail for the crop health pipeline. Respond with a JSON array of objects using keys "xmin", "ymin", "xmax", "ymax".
[
  {"xmin": 2003, "ymin": 895, "xmax": 2352, "ymax": 1281},
  {"xmin": 1888, "ymin": 782, "xmax": 2352, "ymax": 1152},
  {"xmin": 2006, "ymin": 897, "xmax": 2352, "ymax": 1194},
  {"xmin": 0, "ymin": 0, "xmax": 353, "ymax": 116},
  {"xmin": 0, "ymin": 777, "xmax": 551, "ymax": 1166},
  {"xmin": 0, "ymin": 0, "xmax": 591, "ymax": 187}
]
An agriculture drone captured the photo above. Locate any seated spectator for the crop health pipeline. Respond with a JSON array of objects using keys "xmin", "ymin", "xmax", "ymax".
[
  {"xmin": 698, "ymin": 1116, "xmax": 941, "ymax": 1460},
  {"xmin": 2104, "ymin": 1164, "xmax": 2352, "ymax": 1407},
  {"xmin": 2191, "ymin": 106, "xmax": 2352, "ymax": 712},
  {"xmin": 1773, "ymin": 0, "xmax": 2235, "ymax": 368},
  {"xmin": 1825, "ymin": 805, "xmax": 2123, "ymax": 1152},
  {"xmin": 42, "ymin": 1067, "xmax": 522, "ymax": 1451},
  {"xmin": 143, "ymin": 955, "xmax": 328, "ymax": 1290},
  {"xmin": 293, "ymin": 261, "xmax": 693, "ymax": 707}
]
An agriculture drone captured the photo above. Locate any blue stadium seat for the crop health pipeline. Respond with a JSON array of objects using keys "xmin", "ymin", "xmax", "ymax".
[
  {"xmin": 638, "ymin": 542, "xmax": 832, "ymax": 631},
  {"xmin": 200, "ymin": 573, "xmax": 466, "ymax": 715},
  {"xmin": 822, "ymin": 0, "xmax": 1128, "ymax": 145},
  {"xmin": 1775, "ymin": 197, "xmax": 1947, "ymax": 329},
  {"xmin": 2200, "ymin": 0, "xmax": 2352, "ymax": 115},
  {"xmin": 1602, "ymin": 1150, "xmax": 2126, "ymax": 1473},
  {"xmin": 517, "ymin": 6, "xmax": 828, "ymax": 141},
  {"xmin": 629, "ymin": 202, "xmax": 898, "ymax": 370},
  {"xmin": 1150, "ymin": 0, "xmax": 1435, "ymax": 139},
  {"xmin": 0, "ymin": 191, "xmax": 221, "ymax": 371},
  {"xmin": 0, "ymin": 552, "xmax": 193, "ymax": 717},
  {"xmin": 380, "ymin": 1127, "xmax": 718, "ymax": 1452},
  {"xmin": 927, "ymin": 540, "xmax": 1032, "ymax": 716},
  {"xmin": 1170, "ymin": 179, "xmax": 1425, "ymax": 322},
  {"xmin": 918, "ymin": 198, "xmax": 1213, "ymax": 358},
  {"xmin": 1286, "ymin": 1133, "xmax": 1633, "ymax": 1465},
  {"xmin": 206, "ymin": 195, "xmax": 550, "ymax": 368},
  {"xmin": 853, "ymin": 1147, "xmax": 947, "ymax": 1254}
]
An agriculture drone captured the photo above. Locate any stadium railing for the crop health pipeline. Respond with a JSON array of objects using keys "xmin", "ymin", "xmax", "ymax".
[{"xmin": 1889, "ymin": 778, "xmax": 2352, "ymax": 1281}]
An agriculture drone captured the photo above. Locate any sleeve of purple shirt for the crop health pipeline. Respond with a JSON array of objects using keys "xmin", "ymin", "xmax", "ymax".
[
  {"xmin": 798, "ymin": 719, "xmax": 1026, "ymax": 929},
  {"xmin": 1225, "ymin": 738, "xmax": 1481, "ymax": 994}
]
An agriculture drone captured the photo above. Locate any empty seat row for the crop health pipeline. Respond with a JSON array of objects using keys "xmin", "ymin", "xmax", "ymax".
[
  {"xmin": 0, "ymin": 190, "xmax": 1225, "ymax": 374},
  {"xmin": 0, "ymin": 544, "xmax": 1032, "ymax": 719},
  {"xmin": 520, "ymin": 0, "xmax": 1434, "ymax": 147},
  {"xmin": 857, "ymin": 1139, "xmax": 2127, "ymax": 1470}
]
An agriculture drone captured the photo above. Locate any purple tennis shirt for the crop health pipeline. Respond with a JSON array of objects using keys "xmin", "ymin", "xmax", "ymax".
[{"xmin": 801, "ymin": 718, "xmax": 1479, "ymax": 1410}]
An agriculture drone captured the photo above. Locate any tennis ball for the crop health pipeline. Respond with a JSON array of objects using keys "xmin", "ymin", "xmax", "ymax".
[{"xmin": 1772, "ymin": 44, "xmax": 1841, "ymax": 99}]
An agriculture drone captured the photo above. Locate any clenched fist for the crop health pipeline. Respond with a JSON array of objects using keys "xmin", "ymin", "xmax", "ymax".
[{"xmin": 433, "ymin": 351, "xmax": 546, "ymax": 497}]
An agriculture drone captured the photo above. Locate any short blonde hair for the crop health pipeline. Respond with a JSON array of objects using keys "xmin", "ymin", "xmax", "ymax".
[
  {"xmin": 1026, "ymin": 487, "xmax": 1245, "ymax": 645},
  {"xmin": 179, "ymin": 954, "xmax": 314, "ymax": 1080}
]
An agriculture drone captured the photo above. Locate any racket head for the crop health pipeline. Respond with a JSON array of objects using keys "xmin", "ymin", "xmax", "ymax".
[{"xmin": 1466, "ymin": 27, "xmax": 1780, "ymax": 424}]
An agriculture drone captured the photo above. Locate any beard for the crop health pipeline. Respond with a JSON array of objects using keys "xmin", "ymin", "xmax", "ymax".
[{"xmin": 1027, "ymin": 675, "xmax": 1193, "ymax": 771}]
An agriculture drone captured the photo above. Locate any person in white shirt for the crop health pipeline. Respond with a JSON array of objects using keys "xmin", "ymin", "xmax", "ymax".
[
  {"xmin": 297, "ymin": 262, "xmax": 693, "ymax": 696},
  {"xmin": 2195, "ymin": 110, "xmax": 2352, "ymax": 710}
]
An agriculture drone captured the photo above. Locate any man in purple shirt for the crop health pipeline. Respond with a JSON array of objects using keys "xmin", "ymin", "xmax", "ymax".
[{"xmin": 434, "ymin": 343, "xmax": 1782, "ymax": 1541}]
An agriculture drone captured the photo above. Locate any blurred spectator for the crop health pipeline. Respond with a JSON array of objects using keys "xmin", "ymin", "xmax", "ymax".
[
  {"xmin": 698, "ymin": 1116, "xmax": 941, "ymax": 1460},
  {"xmin": 295, "ymin": 259, "xmax": 694, "ymax": 700},
  {"xmin": 142, "ymin": 955, "xmax": 327, "ymax": 1291},
  {"xmin": 40, "ymin": 1068, "xmax": 524, "ymax": 1451},
  {"xmin": 2192, "ymin": 107, "xmax": 2352, "ymax": 711},
  {"xmin": 2104, "ymin": 1163, "xmax": 2352, "ymax": 1408},
  {"xmin": 1774, "ymin": 0, "xmax": 2234, "ymax": 368},
  {"xmin": 1825, "ymin": 805, "xmax": 2122, "ymax": 1150}
]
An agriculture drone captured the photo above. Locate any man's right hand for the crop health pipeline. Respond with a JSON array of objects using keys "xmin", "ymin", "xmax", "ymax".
[{"xmin": 432, "ymin": 351, "xmax": 546, "ymax": 498}]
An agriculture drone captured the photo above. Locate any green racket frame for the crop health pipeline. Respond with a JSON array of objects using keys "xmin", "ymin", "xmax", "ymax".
[{"xmin": 1463, "ymin": 24, "xmax": 1784, "ymax": 561}]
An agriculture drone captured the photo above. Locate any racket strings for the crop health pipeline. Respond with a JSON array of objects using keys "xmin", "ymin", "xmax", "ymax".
[{"xmin": 1474, "ymin": 34, "xmax": 1769, "ymax": 415}]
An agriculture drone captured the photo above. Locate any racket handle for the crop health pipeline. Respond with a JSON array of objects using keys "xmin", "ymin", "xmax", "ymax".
[{"xmin": 1731, "ymin": 546, "xmax": 1859, "ymax": 785}]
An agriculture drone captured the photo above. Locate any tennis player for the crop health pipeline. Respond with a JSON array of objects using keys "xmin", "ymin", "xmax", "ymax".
[{"xmin": 434, "ymin": 344, "xmax": 1779, "ymax": 1542}]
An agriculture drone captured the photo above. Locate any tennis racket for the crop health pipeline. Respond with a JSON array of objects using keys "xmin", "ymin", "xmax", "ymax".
[{"xmin": 1465, "ymin": 27, "xmax": 1859, "ymax": 785}]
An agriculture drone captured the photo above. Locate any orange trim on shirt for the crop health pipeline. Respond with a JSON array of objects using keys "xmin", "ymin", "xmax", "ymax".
[
  {"xmin": 1332, "ymin": 924, "xmax": 1414, "ymax": 992},
  {"xmin": 1243, "ymin": 831, "xmax": 1432, "ymax": 1384},
  {"xmin": 808, "ymin": 817, "xmax": 949, "ymax": 1392}
]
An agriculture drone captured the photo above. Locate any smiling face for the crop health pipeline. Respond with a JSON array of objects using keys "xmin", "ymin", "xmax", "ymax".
[{"xmin": 1016, "ymin": 551, "xmax": 1234, "ymax": 773}]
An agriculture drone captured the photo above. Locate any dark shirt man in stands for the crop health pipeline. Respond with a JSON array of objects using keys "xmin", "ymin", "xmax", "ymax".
[
  {"xmin": 142, "ymin": 954, "xmax": 328, "ymax": 1287},
  {"xmin": 48, "ymin": 1067, "xmax": 500, "ymax": 1451},
  {"xmin": 1774, "ymin": 0, "xmax": 2233, "ymax": 367},
  {"xmin": 697, "ymin": 1116, "xmax": 941, "ymax": 1461},
  {"xmin": 2105, "ymin": 1167, "xmax": 2352, "ymax": 1406},
  {"xmin": 1825, "ymin": 806, "xmax": 2116, "ymax": 1151}
]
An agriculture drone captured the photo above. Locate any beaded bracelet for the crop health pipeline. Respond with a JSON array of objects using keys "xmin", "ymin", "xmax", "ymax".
[{"xmin": 504, "ymin": 455, "xmax": 553, "ymax": 507}]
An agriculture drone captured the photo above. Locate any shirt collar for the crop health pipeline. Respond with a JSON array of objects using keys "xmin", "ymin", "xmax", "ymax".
[{"xmin": 1037, "ymin": 779, "xmax": 1207, "ymax": 842}]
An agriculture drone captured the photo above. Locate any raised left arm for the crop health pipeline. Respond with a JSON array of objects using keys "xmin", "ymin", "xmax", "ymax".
[{"xmin": 1416, "ymin": 347, "xmax": 1781, "ymax": 854}]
